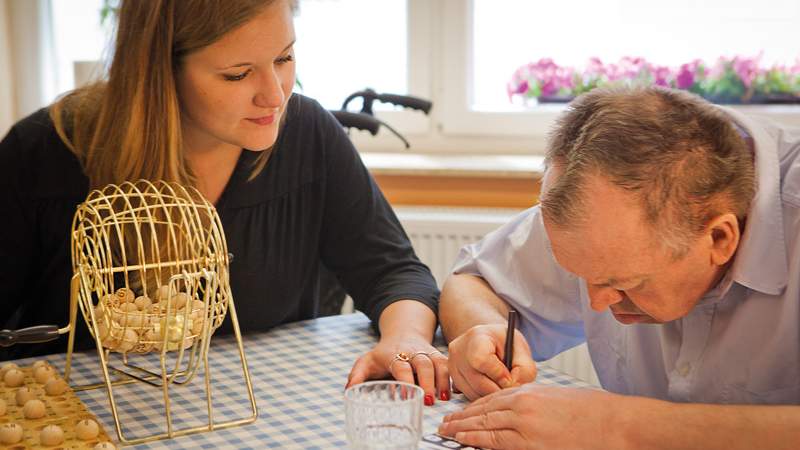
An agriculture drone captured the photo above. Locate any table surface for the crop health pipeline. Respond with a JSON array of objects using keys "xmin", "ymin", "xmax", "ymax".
[{"xmin": 12, "ymin": 313, "xmax": 592, "ymax": 449}]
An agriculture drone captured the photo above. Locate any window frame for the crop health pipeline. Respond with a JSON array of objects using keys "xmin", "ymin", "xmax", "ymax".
[
  {"xmin": 39, "ymin": 0, "xmax": 800, "ymax": 155},
  {"xmin": 355, "ymin": 0, "xmax": 800, "ymax": 155}
]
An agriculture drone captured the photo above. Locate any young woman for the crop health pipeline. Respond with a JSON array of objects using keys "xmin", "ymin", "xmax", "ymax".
[{"xmin": 0, "ymin": 0, "xmax": 450, "ymax": 404}]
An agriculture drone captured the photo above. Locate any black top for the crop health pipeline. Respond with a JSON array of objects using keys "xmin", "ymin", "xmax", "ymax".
[{"xmin": 0, "ymin": 94, "xmax": 439, "ymax": 360}]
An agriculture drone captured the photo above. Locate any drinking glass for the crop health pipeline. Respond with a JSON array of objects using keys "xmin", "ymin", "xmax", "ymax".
[{"xmin": 344, "ymin": 381, "xmax": 424, "ymax": 450}]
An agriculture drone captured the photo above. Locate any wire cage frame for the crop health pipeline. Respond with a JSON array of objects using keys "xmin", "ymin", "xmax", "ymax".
[{"xmin": 63, "ymin": 180, "xmax": 257, "ymax": 445}]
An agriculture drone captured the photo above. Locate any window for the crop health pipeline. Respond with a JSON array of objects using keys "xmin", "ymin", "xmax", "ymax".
[
  {"xmin": 438, "ymin": 0, "xmax": 800, "ymax": 146},
  {"xmin": 294, "ymin": 0, "xmax": 408, "ymax": 110},
  {"xmin": 50, "ymin": 0, "xmax": 109, "ymax": 102},
  {"xmin": 471, "ymin": 0, "xmax": 800, "ymax": 112},
  {"xmin": 43, "ymin": 0, "xmax": 800, "ymax": 155}
]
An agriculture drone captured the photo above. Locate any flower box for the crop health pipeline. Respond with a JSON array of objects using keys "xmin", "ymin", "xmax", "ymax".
[{"xmin": 508, "ymin": 55, "xmax": 800, "ymax": 106}]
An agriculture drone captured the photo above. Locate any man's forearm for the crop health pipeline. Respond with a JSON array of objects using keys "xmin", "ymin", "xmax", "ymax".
[
  {"xmin": 439, "ymin": 273, "xmax": 512, "ymax": 343},
  {"xmin": 621, "ymin": 395, "xmax": 800, "ymax": 450}
]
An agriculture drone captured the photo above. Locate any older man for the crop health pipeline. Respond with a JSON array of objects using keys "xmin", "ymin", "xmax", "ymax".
[{"xmin": 438, "ymin": 87, "xmax": 800, "ymax": 449}]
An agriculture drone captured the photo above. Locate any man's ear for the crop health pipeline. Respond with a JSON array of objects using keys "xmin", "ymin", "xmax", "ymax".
[{"xmin": 706, "ymin": 213, "xmax": 741, "ymax": 266}]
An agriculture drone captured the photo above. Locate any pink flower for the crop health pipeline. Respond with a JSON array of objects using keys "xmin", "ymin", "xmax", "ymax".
[
  {"xmin": 506, "ymin": 79, "xmax": 529, "ymax": 100},
  {"xmin": 651, "ymin": 65, "xmax": 672, "ymax": 87},
  {"xmin": 508, "ymin": 58, "xmax": 575, "ymax": 98},
  {"xmin": 732, "ymin": 54, "xmax": 762, "ymax": 88},
  {"xmin": 676, "ymin": 59, "xmax": 702, "ymax": 89},
  {"xmin": 618, "ymin": 56, "xmax": 648, "ymax": 79},
  {"xmin": 584, "ymin": 57, "xmax": 605, "ymax": 77}
]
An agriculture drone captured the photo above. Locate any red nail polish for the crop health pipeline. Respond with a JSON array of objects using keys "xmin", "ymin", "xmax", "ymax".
[
  {"xmin": 440, "ymin": 390, "xmax": 450, "ymax": 401},
  {"xmin": 424, "ymin": 394, "xmax": 434, "ymax": 406}
]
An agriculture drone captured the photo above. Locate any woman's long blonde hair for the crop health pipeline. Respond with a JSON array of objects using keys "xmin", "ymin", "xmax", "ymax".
[{"xmin": 50, "ymin": 0, "xmax": 284, "ymax": 189}]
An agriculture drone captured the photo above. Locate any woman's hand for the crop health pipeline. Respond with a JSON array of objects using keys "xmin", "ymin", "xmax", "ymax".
[
  {"xmin": 346, "ymin": 334, "xmax": 451, "ymax": 405},
  {"xmin": 345, "ymin": 300, "xmax": 450, "ymax": 405}
]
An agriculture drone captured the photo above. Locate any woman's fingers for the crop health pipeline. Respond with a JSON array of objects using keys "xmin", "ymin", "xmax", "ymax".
[
  {"xmin": 347, "ymin": 344, "xmax": 452, "ymax": 406},
  {"xmin": 430, "ymin": 352, "xmax": 452, "ymax": 401},
  {"xmin": 409, "ymin": 352, "xmax": 436, "ymax": 403},
  {"xmin": 390, "ymin": 359, "xmax": 416, "ymax": 386},
  {"xmin": 345, "ymin": 355, "xmax": 371, "ymax": 389}
]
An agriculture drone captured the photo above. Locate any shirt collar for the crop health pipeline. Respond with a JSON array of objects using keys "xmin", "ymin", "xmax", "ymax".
[{"xmin": 716, "ymin": 107, "xmax": 788, "ymax": 296}]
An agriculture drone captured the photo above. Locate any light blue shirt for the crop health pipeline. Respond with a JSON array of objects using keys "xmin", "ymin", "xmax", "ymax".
[{"xmin": 452, "ymin": 108, "xmax": 800, "ymax": 405}]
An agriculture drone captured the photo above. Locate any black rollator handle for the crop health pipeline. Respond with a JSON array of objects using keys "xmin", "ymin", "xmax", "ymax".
[{"xmin": 0, "ymin": 325, "xmax": 60, "ymax": 347}]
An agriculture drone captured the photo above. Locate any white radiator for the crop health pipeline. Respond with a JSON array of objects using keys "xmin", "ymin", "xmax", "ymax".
[{"xmin": 396, "ymin": 206, "xmax": 601, "ymax": 387}]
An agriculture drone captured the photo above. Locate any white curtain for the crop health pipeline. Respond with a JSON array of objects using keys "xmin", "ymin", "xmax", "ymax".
[
  {"xmin": 0, "ymin": 0, "xmax": 15, "ymax": 136},
  {"xmin": 1, "ymin": 0, "xmax": 55, "ymax": 136}
]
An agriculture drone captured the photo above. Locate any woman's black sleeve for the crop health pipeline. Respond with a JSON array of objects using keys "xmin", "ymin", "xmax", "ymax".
[
  {"xmin": 0, "ymin": 126, "xmax": 37, "ymax": 331},
  {"xmin": 317, "ymin": 110, "xmax": 439, "ymax": 331}
]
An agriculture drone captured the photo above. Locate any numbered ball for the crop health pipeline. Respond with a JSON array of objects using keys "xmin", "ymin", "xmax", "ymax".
[
  {"xmin": 3, "ymin": 368, "xmax": 24, "ymax": 387},
  {"xmin": 34, "ymin": 365, "xmax": 56, "ymax": 384},
  {"xmin": 143, "ymin": 329, "xmax": 162, "ymax": 352},
  {"xmin": 15, "ymin": 387, "xmax": 37, "ymax": 406},
  {"xmin": 0, "ymin": 423, "xmax": 23, "ymax": 444},
  {"xmin": 45, "ymin": 378, "xmax": 68, "ymax": 396},
  {"xmin": 171, "ymin": 292, "xmax": 190, "ymax": 310},
  {"xmin": 116, "ymin": 307, "xmax": 145, "ymax": 329},
  {"xmin": 190, "ymin": 299, "xmax": 205, "ymax": 312},
  {"xmin": 134, "ymin": 295, "xmax": 152, "ymax": 311},
  {"xmin": 101, "ymin": 293, "xmax": 116, "ymax": 307},
  {"xmin": 115, "ymin": 288, "xmax": 135, "ymax": 303},
  {"xmin": 75, "ymin": 418, "xmax": 100, "ymax": 440},
  {"xmin": 94, "ymin": 303, "xmax": 106, "ymax": 320},
  {"xmin": 40, "ymin": 424, "xmax": 64, "ymax": 446},
  {"xmin": 32, "ymin": 360, "xmax": 50, "ymax": 370},
  {"xmin": 0, "ymin": 363, "xmax": 19, "ymax": 380},
  {"xmin": 115, "ymin": 328, "xmax": 139, "ymax": 353},
  {"xmin": 152, "ymin": 285, "xmax": 173, "ymax": 302},
  {"xmin": 23, "ymin": 399, "xmax": 46, "ymax": 419}
]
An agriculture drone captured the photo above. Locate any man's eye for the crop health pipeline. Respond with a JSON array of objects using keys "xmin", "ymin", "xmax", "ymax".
[{"xmin": 223, "ymin": 69, "xmax": 252, "ymax": 81}]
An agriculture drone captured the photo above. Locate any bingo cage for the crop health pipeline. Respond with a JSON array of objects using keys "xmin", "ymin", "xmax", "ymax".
[{"xmin": 62, "ymin": 180, "xmax": 257, "ymax": 445}]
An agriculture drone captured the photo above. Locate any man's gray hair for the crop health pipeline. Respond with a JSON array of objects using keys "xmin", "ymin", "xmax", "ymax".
[{"xmin": 540, "ymin": 86, "xmax": 756, "ymax": 257}]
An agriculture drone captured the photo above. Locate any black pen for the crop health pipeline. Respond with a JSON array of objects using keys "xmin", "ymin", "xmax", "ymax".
[{"xmin": 503, "ymin": 309, "xmax": 517, "ymax": 371}]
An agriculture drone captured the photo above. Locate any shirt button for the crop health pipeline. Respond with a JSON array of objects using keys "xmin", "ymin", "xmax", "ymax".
[{"xmin": 678, "ymin": 363, "xmax": 691, "ymax": 377}]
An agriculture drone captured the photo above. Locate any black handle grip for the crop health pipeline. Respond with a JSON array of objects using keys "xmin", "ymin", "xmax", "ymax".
[
  {"xmin": 0, "ymin": 325, "xmax": 61, "ymax": 347},
  {"xmin": 330, "ymin": 110, "xmax": 381, "ymax": 135},
  {"xmin": 376, "ymin": 94, "xmax": 432, "ymax": 114}
]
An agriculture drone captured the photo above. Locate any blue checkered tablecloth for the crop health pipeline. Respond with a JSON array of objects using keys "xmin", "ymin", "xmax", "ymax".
[{"xmin": 15, "ymin": 313, "xmax": 592, "ymax": 449}]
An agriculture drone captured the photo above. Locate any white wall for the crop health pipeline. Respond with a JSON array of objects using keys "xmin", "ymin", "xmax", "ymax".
[
  {"xmin": 6, "ymin": 0, "xmax": 55, "ymax": 125},
  {"xmin": 0, "ymin": 0, "xmax": 15, "ymax": 136}
]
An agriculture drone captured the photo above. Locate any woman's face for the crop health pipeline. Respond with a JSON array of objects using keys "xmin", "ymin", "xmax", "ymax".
[{"xmin": 176, "ymin": 0, "xmax": 296, "ymax": 154}]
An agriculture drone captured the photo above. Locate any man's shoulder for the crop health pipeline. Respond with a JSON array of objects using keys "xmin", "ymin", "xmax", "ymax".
[{"xmin": 773, "ymin": 122, "xmax": 800, "ymax": 207}]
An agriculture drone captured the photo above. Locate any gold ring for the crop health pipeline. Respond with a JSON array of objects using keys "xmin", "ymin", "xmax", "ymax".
[
  {"xmin": 427, "ymin": 350, "xmax": 443, "ymax": 358},
  {"xmin": 410, "ymin": 351, "xmax": 429, "ymax": 360},
  {"xmin": 388, "ymin": 352, "xmax": 412, "ymax": 372}
]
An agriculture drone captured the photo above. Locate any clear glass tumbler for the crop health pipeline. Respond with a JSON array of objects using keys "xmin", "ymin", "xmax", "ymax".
[{"xmin": 344, "ymin": 380, "xmax": 424, "ymax": 450}]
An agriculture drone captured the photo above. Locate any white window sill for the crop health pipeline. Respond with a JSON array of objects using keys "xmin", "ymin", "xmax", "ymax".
[{"xmin": 361, "ymin": 152, "xmax": 545, "ymax": 179}]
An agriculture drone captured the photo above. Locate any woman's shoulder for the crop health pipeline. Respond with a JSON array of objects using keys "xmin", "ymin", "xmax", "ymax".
[
  {"xmin": 0, "ymin": 108, "xmax": 88, "ymax": 199},
  {"xmin": 285, "ymin": 93, "xmax": 341, "ymax": 134}
]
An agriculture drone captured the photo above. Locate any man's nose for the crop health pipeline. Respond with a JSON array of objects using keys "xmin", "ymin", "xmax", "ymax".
[{"xmin": 588, "ymin": 286, "xmax": 625, "ymax": 312}]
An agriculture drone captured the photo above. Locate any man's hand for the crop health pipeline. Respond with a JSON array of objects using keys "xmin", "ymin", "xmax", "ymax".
[
  {"xmin": 438, "ymin": 384, "xmax": 630, "ymax": 450},
  {"xmin": 447, "ymin": 324, "xmax": 537, "ymax": 400}
]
